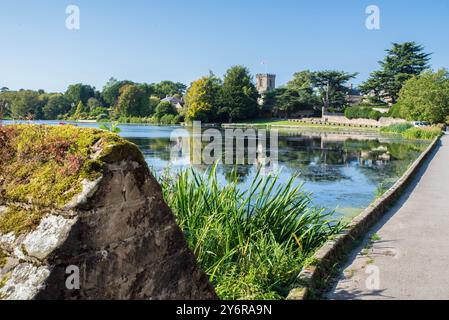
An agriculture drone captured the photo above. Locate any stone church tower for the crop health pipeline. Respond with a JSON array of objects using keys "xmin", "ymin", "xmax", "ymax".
[{"xmin": 256, "ymin": 73, "xmax": 276, "ymax": 94}]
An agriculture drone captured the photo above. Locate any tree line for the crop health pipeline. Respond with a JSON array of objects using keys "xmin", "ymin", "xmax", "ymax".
[{"xmin": 1, "ymin": 41, "xmax": 448, "ymax": 124}]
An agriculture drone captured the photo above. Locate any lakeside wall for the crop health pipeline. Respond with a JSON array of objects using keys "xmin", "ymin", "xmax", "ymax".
[
  {"xmin": 289, "ymin": 114, "xmax": 407, "ymax": 128},
  {"xmin": 287, "ymin": 135, "xmax": 441, "ymax": 300}
]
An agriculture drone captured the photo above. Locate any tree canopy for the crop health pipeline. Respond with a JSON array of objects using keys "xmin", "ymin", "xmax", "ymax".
[
  {"xmin": 116, "ymin": 84, "xmax": 150, "ymax": 117},
  {"xmin": 395, "ymin": 69, "xmax": 449, "ymax": 123},
  {"xmin": 310, "ymin": 70, "xmax": 358, "ymax": 112},
  {"xmin": 185, "ymin": 74, "xmax": 222, "ymax": 122},
  {"xmin": 218, "ymin": 66, "xmax": 259, "ymax": 122},
  {"xmin": 360, "ymin": 42, "xmax": 431, "ymax": 103}
]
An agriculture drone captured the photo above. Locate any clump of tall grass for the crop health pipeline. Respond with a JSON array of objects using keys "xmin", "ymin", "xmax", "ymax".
[
  {"xmin": 380, "ymin": 123, "xmax": 413, "ymax": 134},
  {"xmin": 159, "ymin": 165, "xmax": 345, "ymax": 300},
  {"xmin": 381, "ymin": 123, "xmax": 441, "ymax": 140},
  {"xmin": 402, "ymin": 127, "xmax": 442, "ymax": 140}
]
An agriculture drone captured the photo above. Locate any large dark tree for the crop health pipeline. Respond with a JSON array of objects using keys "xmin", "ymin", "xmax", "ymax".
[
  {"xmin": 152, "ymin": 81, "xmax": 187, "ymax": 99},
  {"xmin": 310, "ymin": 70, "xmax": 358, "ymax": 112},
  {"xmin": 360, "ymin": 42, "xmax": 431, "ymax": 103},
  {"xmin": 10, "ymin": 90, "xmax": 45, "ymax": 119},
  {"xmin": 116, "ymin": 84, "xmax": 150, "ymax": 117},
  {"xmin": 218, "ymin": 65, "xmax": 259, "ymax": 122},
  {"xmin": 43, "ymin": 94, "xmax": 71, "ymax": 119},
  {"xmin": 64, "ymin": 83, "xmax": 96, "ymax": 111},
  {"xmin": 101, "ymin": 78, "xmax": 134, "ymax": 107}
]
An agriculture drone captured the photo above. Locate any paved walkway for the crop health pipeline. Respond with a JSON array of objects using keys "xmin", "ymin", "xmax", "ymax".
[{"xmin": 328, "ymin": 134, "xmax": 449, "ymax": 300}]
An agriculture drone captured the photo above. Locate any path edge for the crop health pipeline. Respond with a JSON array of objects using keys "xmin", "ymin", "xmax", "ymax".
[{"xmin": 287, "ymin": 135, "xmax": 442, "ymax": 300}]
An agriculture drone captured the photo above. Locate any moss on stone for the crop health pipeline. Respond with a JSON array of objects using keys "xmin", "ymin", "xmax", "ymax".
[
  {"xmin": 0, "ymin": 206, "xmax": 45, "ymax": 236},
  {"xmin": 0, "ymin": 124, "xmax": 142, "ymax": 208},
  {"xmin": 0, "ymin": 248, "xmax": 6, "ymax": 268}
]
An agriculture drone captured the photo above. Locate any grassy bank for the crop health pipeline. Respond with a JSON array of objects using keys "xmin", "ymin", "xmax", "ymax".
[
  {"xmin": 381, "ymin": 123, "xmax": 442, "ymax": 140},
  {"xmin": 159, "ymin": 165, "xmax": 345, "ymax": 300},
  {"xmin": 222, "ymin": 119, "xmax": 380, "ymax": 132}
]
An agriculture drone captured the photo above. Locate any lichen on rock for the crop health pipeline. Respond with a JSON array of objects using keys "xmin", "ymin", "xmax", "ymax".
[{"xmin": 0, "ymin": 124, "xmax": 216, "ymax": 300}]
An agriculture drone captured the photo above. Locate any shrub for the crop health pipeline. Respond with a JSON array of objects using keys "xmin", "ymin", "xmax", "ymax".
[
  {"xmin": 388, "ymin": 102, "xmax": 407, "ymax": 119},
  {"xmin": 159, "ymin": 114, "xmax": 175, "ymax": 125},
  {"xmin": 159, "ymin": 165, "xmax": 345, "ymax": 299},
  {"xmin": 345, "ymin": 106, "xmax": 382, "ymax": 120}
]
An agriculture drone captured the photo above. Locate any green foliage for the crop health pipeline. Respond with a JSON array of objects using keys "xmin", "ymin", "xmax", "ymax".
[
  {"xmin": 99, "ymin": 122, "xmax": 121, "ymax": 133},
  {"xmin": 344, "ymin": 106, "xmax": 382, "ymax": 120},
  {"xmin": 102, "ymin": 78, "xmax": 134, "ymax": 106},
  {"xmin": 158, "ymin": 114, "xmax": 181, "ymax": 125},
  {"xmin": 10, "ymin": 90, "xmax": 45, "ymax": 119},
  {"xmin": 380, "ymin": 123, "xmax": 413, "ymax": 134},
  {"xmin": 218, "ymin": 65, "xmax": 259, "ymax": 122},
  {"xmin": 381, "ymin": 123, "xmax": 441, "ymax": 140},
  {"xmin": 267, "ymin": 87, "xmax": 318, "ymax": 118},
  {"xmin": 74, "ymin": 101, "xmax": 87, "ymax": 119},
  {"xmin": 310, "ymin": 70, "xmax": 358, "ymax": 112},
  {"xmin": 185, "ymin": 74, "xmax": 222, "ymax": 122},
  {"xmin": 388, "ymin": 102, "xmax": 407, "ymax": 119},
  {"xmin": 43, "ymin": 94, "xmax": 71, "ymax": 119},
  {"xmin": 154, "ymin": 101, "xmax": 177, "ymax": 119},
  {"xmin": 152, "ymin": 81, "xmax": 187, "ymax": 99},
  {"xmin": 160, "ymin": 165, "xmax": 345, "ymax": 299},
  {"xmin": 64, "ymin": 83, "xmax": 96, "ymax": 106},
  {"xmin": 396, "ymin": 69, "xmax": 449, "ymax": 123},
  {"xmin": 360, "ymin": 42, "xmax": 431, "ymax": 102},
  {"xmin": 402, "ymin": 127, "xmax": 442, "ymax": 140},
  {"xmin": 116, "ymin": 84, "xmax": 150, "ymax": 117}
]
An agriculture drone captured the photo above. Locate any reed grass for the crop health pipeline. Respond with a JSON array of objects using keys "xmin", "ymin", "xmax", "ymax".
[{"xmin": 159, "ymin": 165, "xmax": 345, "ymax": 299}]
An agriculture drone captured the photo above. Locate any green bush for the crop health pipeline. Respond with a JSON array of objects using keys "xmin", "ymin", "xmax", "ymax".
[
  {"xmin": 388, "ymin": 102, "xmax": 407, "ymax": 119},
  {"xmin": 159, "ymin": 165, "xmax": 345, "ymax": 300},
  {"xmin": 345, "ymin": 106, "xmax": 382, "ymax": 120}
]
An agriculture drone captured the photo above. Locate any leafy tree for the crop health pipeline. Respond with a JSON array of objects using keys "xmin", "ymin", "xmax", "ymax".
[
  {"xmin": 360, "ymin": 42, "xmax": 431, "ymax": 103},
  {"xmin": 10, "ymin": 90, "xmax": 44, "ymax": 119},
  {"xmin": 265, "ymin": 87, "xmax": 318, "ymax": 118},
  {"xmin": 87, "ymin": 97, "xmax": 102, "ymax": 112},
  {"xmin": 74, "ymin": 101, "xmax": 87, "ymax": 118},
  {"xmin": 102, "ymin": 78, "xmax": 134, "ymax": 107},
  {"xmin": 287, "ymin": 70, "xmax": 314, "ymax": 92},
  {"xmin": 185, "ymin": 74, "xmax": 222, "ymax": 122},
  {"xmin": 310, "ymin": 70, "xmax": 358, "ymax": 112},
  {"xmin": 64, "ymin": 83, "xmax": 96, "ymax": 106},
  {"xmin": 117, "ymin": 84, "xmax": 150, "ymax": 117},
  {"xmin": 218, "ymin": 65, "xmax": 259, "ymax": 122},
  {"xmin": 43, "ymin": 94, "xmax": 70, "ymax": 119},
  {"xmin": 154, "ymin": 101, "xmax": 177, "ymax": 120},
  {"xmin": 396, "ymin": 69, "xmax": 449, "ymax": 123},
  {"xmin": 152, "ymin": 81, "xmax": 187, "ymax": 99}
]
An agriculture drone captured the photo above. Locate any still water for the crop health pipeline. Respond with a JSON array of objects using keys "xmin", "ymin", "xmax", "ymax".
[{"xmin": 4, "ymin": 120, "xmax": 429, "ymax": 218}]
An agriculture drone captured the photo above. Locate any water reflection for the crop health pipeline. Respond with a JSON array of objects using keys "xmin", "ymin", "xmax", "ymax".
[{"xmin": 2, "ymin": 121, "xmax": 428, "ymax": 218}]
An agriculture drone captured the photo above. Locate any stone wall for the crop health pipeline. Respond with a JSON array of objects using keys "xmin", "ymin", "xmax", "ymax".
[
  {"xmin": 321, "ymin": 114, "xmax": 407, "ymax": 127},
  {"xmin": 0, "ymin": 125, "xmax": 217, "ymax": 300}
]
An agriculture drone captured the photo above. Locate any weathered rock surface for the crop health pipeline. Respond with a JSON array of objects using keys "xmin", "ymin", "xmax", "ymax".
[{"xmin": 0, "ymin": 125, "xmax": 217, "ymax": 300}]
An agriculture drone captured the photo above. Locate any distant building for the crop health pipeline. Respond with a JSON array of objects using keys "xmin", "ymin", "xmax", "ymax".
[
  {"xmin": 161, "ymin": 96, "xmax": 184, "ymax": 111},
  {"xmin": 256, "ymin": 74, "xmax": 276, "ymax": 95},
  {"xmin": 256, "ymin": 74, "xmax": 276, "ymax": 106}
]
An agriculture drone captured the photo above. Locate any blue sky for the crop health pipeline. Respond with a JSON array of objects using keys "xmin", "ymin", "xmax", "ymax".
[{"xmin": 1, "ymin": 0, "xmax": 448, "ymax": 92}]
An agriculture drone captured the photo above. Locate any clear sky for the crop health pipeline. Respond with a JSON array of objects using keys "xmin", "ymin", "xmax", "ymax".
[{"xmin": 1, "ymin": 0, "xmax": 448, "ymax": 92}]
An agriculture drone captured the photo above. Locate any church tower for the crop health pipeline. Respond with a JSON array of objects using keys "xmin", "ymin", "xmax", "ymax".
[{"xmin": 256, "ymin": 73, "xmax": 276, "ymax": 95}]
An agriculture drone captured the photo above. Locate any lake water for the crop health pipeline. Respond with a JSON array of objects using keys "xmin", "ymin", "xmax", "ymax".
[{"xmin": 3, "ymin": 120, "xmax": 429, "ymax": 219}]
